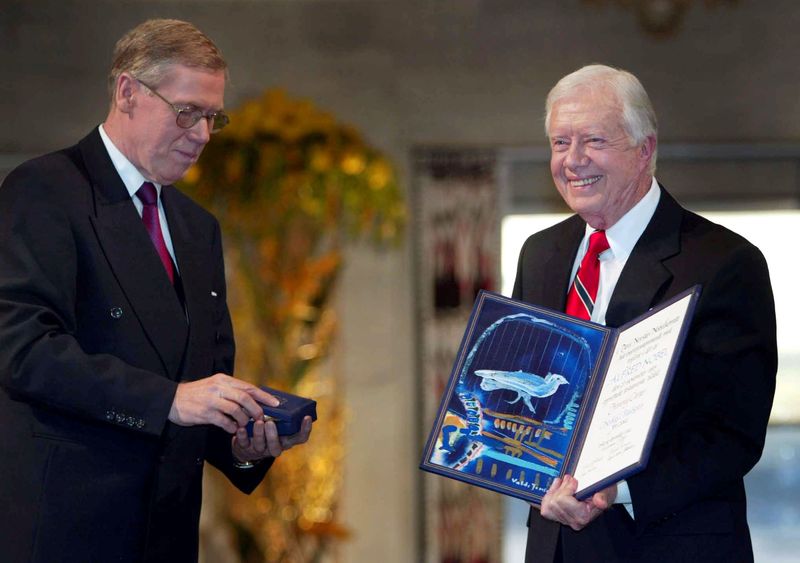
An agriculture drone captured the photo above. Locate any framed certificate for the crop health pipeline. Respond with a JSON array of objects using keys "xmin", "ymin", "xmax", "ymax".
[{"xmin": 420, "ymin": 286, "xmax": 700, "ymax": 506}]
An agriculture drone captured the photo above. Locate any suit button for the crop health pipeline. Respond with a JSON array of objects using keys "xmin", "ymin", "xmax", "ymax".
[
  {"xmin": 106, "ymin": 410, "xmax": 116, "ymax": 421},
  {"xmin": 110, "ymin": 307, "xmax": 123, "ymax": 319},
  {"xmin": 136, "ymin": 419, "xmax": 145, "ymax": 429},
  {"xmin": 115, "ymin": 413, "xmax": 125, "ymax": 424},
  {"xmin": 195, "ymin": 457, "xmax": 203, "ymax": 466}
]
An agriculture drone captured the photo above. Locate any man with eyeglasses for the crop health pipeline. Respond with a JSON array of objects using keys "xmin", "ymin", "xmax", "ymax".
[{"xmin": 0, "ymin": 19, "xmax": 311, "ymax": 562}]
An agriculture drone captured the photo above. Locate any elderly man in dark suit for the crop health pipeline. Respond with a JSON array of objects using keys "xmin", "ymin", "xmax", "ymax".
[
  {"xmin": 0, "ymin": 19, "xmax": 311, "ymax": 562},
  {"xmin": 515, "ymin": 65, "xmax": 776, "ymax": 563}
]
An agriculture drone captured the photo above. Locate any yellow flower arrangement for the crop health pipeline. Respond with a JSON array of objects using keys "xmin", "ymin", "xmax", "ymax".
[{"xmin": 180, "ymin": 89, "xmax": 404, "ymax": 562}]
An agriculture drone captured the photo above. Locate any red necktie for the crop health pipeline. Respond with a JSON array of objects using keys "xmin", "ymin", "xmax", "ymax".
[
  {"xmin": 136, "ymin": 182, "xmax": 175, "ymax": 284},
  {"xmin": 565, "ymin": 230, "xmax": 609, "ymax": 320}
]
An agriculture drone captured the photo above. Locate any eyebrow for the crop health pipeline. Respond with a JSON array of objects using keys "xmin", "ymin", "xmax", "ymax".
[{"xmin": 175, "ymin": 100, "xmax": 225, "ymax": 113}]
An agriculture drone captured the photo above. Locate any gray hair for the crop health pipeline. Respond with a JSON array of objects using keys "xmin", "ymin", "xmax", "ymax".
[
  {"xmin": 108, "ymin": 19, "xmax": 227, "ymax": 102},
  {"xmin": 545, "ymin": 64, "xmax": 658, "ymax": 173}
]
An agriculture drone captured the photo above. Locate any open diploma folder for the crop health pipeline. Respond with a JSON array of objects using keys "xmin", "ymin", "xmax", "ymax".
[{"xmin": 420, "ymin": 286, "xmax": 700, "ymax": 506}]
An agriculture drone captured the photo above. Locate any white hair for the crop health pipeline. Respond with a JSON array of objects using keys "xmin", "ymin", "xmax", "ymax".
[{"xmin": 544, "ymin": 64, "xmax": 658, "ymax": 173}]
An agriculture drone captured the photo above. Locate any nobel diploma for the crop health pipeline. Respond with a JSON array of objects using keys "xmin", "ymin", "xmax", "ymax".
[
  {"xmin": 572, "ymin": 296, "xmax": 694, "ymax": 497},
  {"xmin": 420, "ymin": 287, "xmax": 699, "ymax": 506}
]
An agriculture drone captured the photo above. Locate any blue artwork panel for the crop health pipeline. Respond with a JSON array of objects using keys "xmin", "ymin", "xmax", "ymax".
[{"xmin": 422, "ymin": 291, "xmax": 611, "ymax": 504}]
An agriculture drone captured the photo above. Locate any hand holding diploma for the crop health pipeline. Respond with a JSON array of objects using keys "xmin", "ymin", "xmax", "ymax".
[{"xmin": 540, "ymin": 475, "xmax": 617, "ymax": 531}]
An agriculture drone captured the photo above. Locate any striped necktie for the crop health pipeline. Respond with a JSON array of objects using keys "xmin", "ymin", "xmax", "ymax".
[{"xmin": 565, "ymin": 230, "xmax": 609, "ymax": 320}]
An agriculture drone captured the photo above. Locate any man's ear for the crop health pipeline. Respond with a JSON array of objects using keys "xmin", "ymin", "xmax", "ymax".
[
  {"xmin": 639, "ymin": 135, "xmax": 657, "ymax": 169},
  {"xmin": 639, "ymin": 135, "xmax": 656, "ymax": 160},
  {"xmin": 114, "ymin": 73, "xmax": 138, "ymax": 114}
]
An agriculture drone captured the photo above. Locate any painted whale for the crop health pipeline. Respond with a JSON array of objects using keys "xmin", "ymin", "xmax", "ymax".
[{"xmin": 474, "ymin": 369, "xmax": 569, "ymax": 413}]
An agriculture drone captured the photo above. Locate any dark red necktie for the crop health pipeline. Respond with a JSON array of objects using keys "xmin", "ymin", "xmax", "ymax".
[
  {"xmin": 136, "ymin": 182, "xmax": 175, "ymax": 284},
  {"xmin": 565, "ymin": 230, "xmax": 609, "ymax": 320}
]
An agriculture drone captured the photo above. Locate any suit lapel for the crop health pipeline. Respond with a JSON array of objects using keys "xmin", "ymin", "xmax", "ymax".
[
  {"xmin": 160, "ymin": 186, "xmax": 214, "ymax": 346},
  {"xmin": 79, "ymin": 130, "xmax": 189, "ymax": 379},
  {"xmin": 539, "ymin": 216, "xmax": 585, "ymax": 310},
  {"xmin": 605, "ymin": 186, "xmax": 683, "ymax": 328}
]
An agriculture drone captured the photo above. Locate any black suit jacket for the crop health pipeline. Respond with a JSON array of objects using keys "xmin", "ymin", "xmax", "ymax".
[
  {"xmin": 0, "ymin": 129, "xmax": 270, "ymax": 562},
  {"xmin": 514, "ymin": 187, "xmax": 776, "ymax": 563}
]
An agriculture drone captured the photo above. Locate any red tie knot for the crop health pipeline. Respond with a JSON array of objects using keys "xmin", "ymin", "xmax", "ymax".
[
  {"xmin": 587, "ymin": 230, "xmax": 610, "ymax": 259},
  {"xmin": 136, "ymin": 182, "xmax": 158, "ymax": 206}
]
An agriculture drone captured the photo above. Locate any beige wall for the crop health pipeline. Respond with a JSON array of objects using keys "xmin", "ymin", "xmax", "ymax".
[
  {"xmin": 3, "ymin": 2, "xmax": 800, "ymax": 561},
  {"xmin": 6, "ymin": 1, "xmax": 800, "ymax": 155}
]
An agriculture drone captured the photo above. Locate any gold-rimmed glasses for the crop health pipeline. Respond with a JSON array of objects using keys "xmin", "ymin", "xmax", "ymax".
[{"xmin": 136, "ymin": 78, "xmax": 229, "ymax": 133}]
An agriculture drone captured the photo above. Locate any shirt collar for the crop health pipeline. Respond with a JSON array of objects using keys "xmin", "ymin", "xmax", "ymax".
[
  {"xmin": 583, "ymin": 177, "xmax": 661, "ymax": 261},
  {"xmin": 98, "ymin": 124, "xmax": 162, "ymax": 199}
]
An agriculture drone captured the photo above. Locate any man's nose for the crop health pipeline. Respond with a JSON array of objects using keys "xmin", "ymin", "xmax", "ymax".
[
  {"xmin": 564, "ymin": 142, "xmax": 588, "ymax": 168},
  {"xmin": 187, "ymin": 117, "xmax": 212, "ymax": 144}
]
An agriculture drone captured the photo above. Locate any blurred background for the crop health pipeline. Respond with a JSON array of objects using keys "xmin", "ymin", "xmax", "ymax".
[{"xmin": 1, "ymin": 1, "xmax": 798, "ymax": 561}]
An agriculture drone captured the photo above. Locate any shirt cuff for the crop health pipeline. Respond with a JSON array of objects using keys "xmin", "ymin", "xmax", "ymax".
[
  {"xmin": 615, "ymin": 479, "xmax": 635, "ymax": 519},
  {"xmin": 615, "ymin": 479, "xmax": 631, "ymax": 503}
]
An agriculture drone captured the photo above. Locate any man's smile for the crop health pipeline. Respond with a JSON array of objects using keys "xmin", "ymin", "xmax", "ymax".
[{"xmin": 568, "ymin": 175, "xmax": 602, "ymax": 188}]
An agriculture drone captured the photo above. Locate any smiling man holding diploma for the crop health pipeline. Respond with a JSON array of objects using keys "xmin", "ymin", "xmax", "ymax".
[{"xmin": 513, "ymin": 65, "xmax": 776, "ymax": 563}]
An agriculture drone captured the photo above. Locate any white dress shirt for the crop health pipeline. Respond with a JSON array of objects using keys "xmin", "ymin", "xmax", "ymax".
[
  {"xmin": 98, "ymin": 125, "xmax": 179, "ymax": 272},
  {"xmin": 568, "ymin": 177, "xmax": 661, "ymax": 516}
]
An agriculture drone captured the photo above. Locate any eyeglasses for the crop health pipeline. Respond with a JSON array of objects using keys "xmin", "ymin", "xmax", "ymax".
[{"xmin": 136, "ymin": 78, "xmax": 229, "ymax": 133}]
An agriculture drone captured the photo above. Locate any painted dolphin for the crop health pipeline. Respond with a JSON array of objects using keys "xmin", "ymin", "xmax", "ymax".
[{"xmin": 474, "ymin": 369, "xmax": 569, "ymax": 413}]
